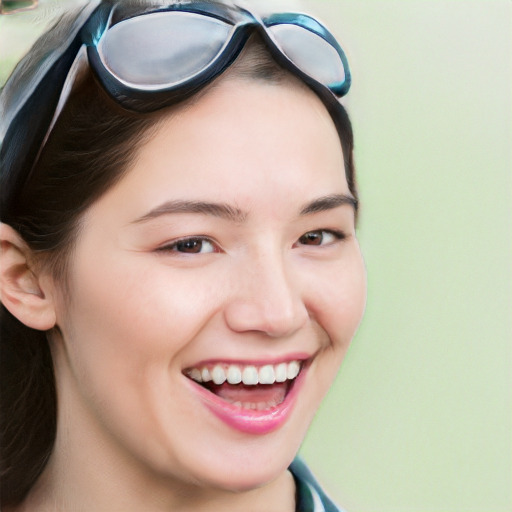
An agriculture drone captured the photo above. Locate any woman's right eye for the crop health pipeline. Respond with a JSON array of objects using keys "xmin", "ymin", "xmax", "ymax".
[{"xmin": 157, "ymin": 237, "xmax": 218, "ymax": 254}]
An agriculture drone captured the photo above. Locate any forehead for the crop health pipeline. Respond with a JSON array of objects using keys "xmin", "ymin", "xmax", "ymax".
[
  {"xmin": 86, "ymin": 78, "xmax": 348, "ymax": 226},
  {"xmin": 147, "ymin": 79, "xmax": 343, "ymax": 178}
]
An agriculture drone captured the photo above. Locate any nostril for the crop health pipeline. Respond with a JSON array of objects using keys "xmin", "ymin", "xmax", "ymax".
[{"xmin": 223, "ymin": 298, "xmax": 308, "ymax": 337}]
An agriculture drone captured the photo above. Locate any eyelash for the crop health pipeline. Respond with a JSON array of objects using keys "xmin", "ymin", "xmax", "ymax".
[
  {"xmin": 156, "ymin": 229, "xmax": 346, "ymax": 255},
  {"xmin": 156, "ymin": 236, "xmax": 218, "ymax": 255},
  {"xmin": 295, "ymin": 229, "xmax": 346, "ymax": 247}
]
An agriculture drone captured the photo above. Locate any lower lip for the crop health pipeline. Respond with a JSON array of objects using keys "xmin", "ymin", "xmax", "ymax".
[{"xmin": 186, "ymin": 365, "xmax": 308, "ymax": 435}]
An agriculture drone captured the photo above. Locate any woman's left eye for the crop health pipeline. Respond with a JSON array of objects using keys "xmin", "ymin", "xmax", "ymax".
[
  {"xmin": 158, "ymin": 237, "xmax": 217, "ymax": 254},
  {"xmin": 296, "ymin": 230, "xmax": 345, "ymax": 247}
]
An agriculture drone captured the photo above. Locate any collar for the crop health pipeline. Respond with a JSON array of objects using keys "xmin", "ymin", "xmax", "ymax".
[{"xmin": 289, "ymin": 457, "xmax": 346, "ymax": 512}]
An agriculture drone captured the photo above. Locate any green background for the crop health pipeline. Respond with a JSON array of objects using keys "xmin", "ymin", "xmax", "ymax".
[{"xmin": 1, "ymin": 1, "xmax": 510, "ymax": 511}]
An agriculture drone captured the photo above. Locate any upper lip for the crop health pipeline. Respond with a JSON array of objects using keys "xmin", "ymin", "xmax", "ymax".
[{"xmin": 182, "ymin": 353, "xmax": 313, "ymax": 371}]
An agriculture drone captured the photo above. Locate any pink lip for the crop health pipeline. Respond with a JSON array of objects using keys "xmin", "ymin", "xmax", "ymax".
[
  {"xmin": 185, "ymin": 359, "xmax": 309, "ymax": 435},
  {"xmin": 185, "ymin": 352, "xmax": 311, "ymax": 369}
]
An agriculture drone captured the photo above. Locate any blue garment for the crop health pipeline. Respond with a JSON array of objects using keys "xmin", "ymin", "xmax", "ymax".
[{"xmin": 289, "ymin": 457, "xmax": 346, "ymax": 512}]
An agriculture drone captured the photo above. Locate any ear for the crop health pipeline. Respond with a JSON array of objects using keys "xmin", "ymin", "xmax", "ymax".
[{"xmin": 0, "ymin": 222, "xmax": 56, "ymax": 331}]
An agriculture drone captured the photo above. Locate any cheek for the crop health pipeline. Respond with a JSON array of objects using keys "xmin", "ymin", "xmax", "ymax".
[
  {"xmin": 53, "ymin": 257, "xmax": 228, "ymax": 462},
  {"xmin": 58, "ymin": 254, "xmax": 223, "ymax": 380},
  {"xmin": 306, "ymin": 248, "xmax": 367, "ymax": 350},
  {"xmin": 300, "ymin": 250, "xmax": 366, "ymax": 406}
]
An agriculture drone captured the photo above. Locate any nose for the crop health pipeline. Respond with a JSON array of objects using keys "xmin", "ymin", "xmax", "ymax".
[{"xmin": 223, "ymin": 252, "xmax": 309, "ymax": 338}]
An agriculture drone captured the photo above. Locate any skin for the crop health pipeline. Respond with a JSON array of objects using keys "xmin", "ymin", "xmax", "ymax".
[{"xmin": 2, "ymin": 77, "xmax": 366, "ymax": 511}]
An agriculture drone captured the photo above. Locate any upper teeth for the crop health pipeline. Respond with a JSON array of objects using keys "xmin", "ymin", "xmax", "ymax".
[{"xmin": 187, "ymin": 360, "xmax": 301, "ymax": 386}]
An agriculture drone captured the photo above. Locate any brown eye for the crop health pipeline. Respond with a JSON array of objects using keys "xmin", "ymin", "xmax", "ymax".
[
  {"xmin": 158, "ymin": 238, "xmax": 217, "ymax": 254},
  {"xmin": 297, "ymin": 230, "xmax": 345, "ymax": 247},
  {"xmin": 299, "ymin": 231, "xmax": 323, "ymax": 245},
  {"xmin": 176, "ymin": 239, "xmax": 204, "ymax": 253}
]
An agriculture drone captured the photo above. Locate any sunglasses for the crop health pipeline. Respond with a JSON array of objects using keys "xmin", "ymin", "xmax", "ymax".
[{"xmin": 0, "ymin": 0, "xmax": 351, "ymax": 216}]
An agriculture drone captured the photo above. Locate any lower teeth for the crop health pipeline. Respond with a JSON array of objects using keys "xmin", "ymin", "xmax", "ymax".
[
  {"xmin": 200, "ymin": 381, "xmax": 290, "ymax": 411},
  {"xmin": 228, "ymin": 399, "xmax": 281, "ymax": 411}
]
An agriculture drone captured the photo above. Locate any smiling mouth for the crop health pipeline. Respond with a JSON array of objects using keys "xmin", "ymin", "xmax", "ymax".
[{"xmin": 184, "ymin": 360, "xmax": 303, "ymax": 411}]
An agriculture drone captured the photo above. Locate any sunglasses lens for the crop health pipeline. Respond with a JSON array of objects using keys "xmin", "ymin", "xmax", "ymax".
[
  {"xmin": 99, "ymin": 12, "xmax": 232, "ymax": 88},
  {"xmin": 268, "ymin": 24, "xmax": 346, "ymax": 89}
]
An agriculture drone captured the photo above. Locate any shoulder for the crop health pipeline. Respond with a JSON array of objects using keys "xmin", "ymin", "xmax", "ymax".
[{"xmin": 289, "ymin": 457, "xmax": 347, "ymax": 512}]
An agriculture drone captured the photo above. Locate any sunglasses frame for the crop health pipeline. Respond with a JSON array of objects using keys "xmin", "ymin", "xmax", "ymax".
[
  {"xmin": 0, "ymin": 0, "xmax": 351, "ymax": 218},
  {"xmin": 84, "ymin": 2, "xmax": 350, "ymax": 112}
]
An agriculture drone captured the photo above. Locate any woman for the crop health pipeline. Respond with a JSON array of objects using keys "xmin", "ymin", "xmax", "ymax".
[{"xmin": 0, "ymin": 0, "xmax": 366, "ymax": 510}]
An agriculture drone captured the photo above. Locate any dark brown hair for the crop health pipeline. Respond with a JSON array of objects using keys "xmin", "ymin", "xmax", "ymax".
[{"xmin": 0, "ymin": 2, "xmax": 356, "ymax": 506}]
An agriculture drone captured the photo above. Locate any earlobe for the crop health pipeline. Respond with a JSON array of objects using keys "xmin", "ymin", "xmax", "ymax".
[{"xmin": 0, "ymin": 222, "xmax": 56, "ymax": 331}]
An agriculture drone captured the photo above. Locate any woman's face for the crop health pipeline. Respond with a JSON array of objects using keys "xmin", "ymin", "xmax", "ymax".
[{"xmin": 51, "ymin": 78, "xmax": 366, "ymax": 494}]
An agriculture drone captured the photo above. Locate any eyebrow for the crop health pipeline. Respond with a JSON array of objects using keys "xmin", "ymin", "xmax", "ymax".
[
  {"xmin": 131, "ymin": 200, "xmax": 247, "ymax": 224},
  {"xmin": 299, "ymin": 194, "xmax": 358, "ymax": 215},
  {"xmin": 132, "ymin": 193, "xmax": 357, "ymax": 225}
]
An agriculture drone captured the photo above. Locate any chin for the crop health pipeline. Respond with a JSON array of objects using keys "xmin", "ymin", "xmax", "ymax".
[
  {"xmin": 193, "ymin": 454, "xmax": 292, "ymax": 494},
  {"xmin": 190, "ymin": 422, "xmax": 309, "ymax": 494}
]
